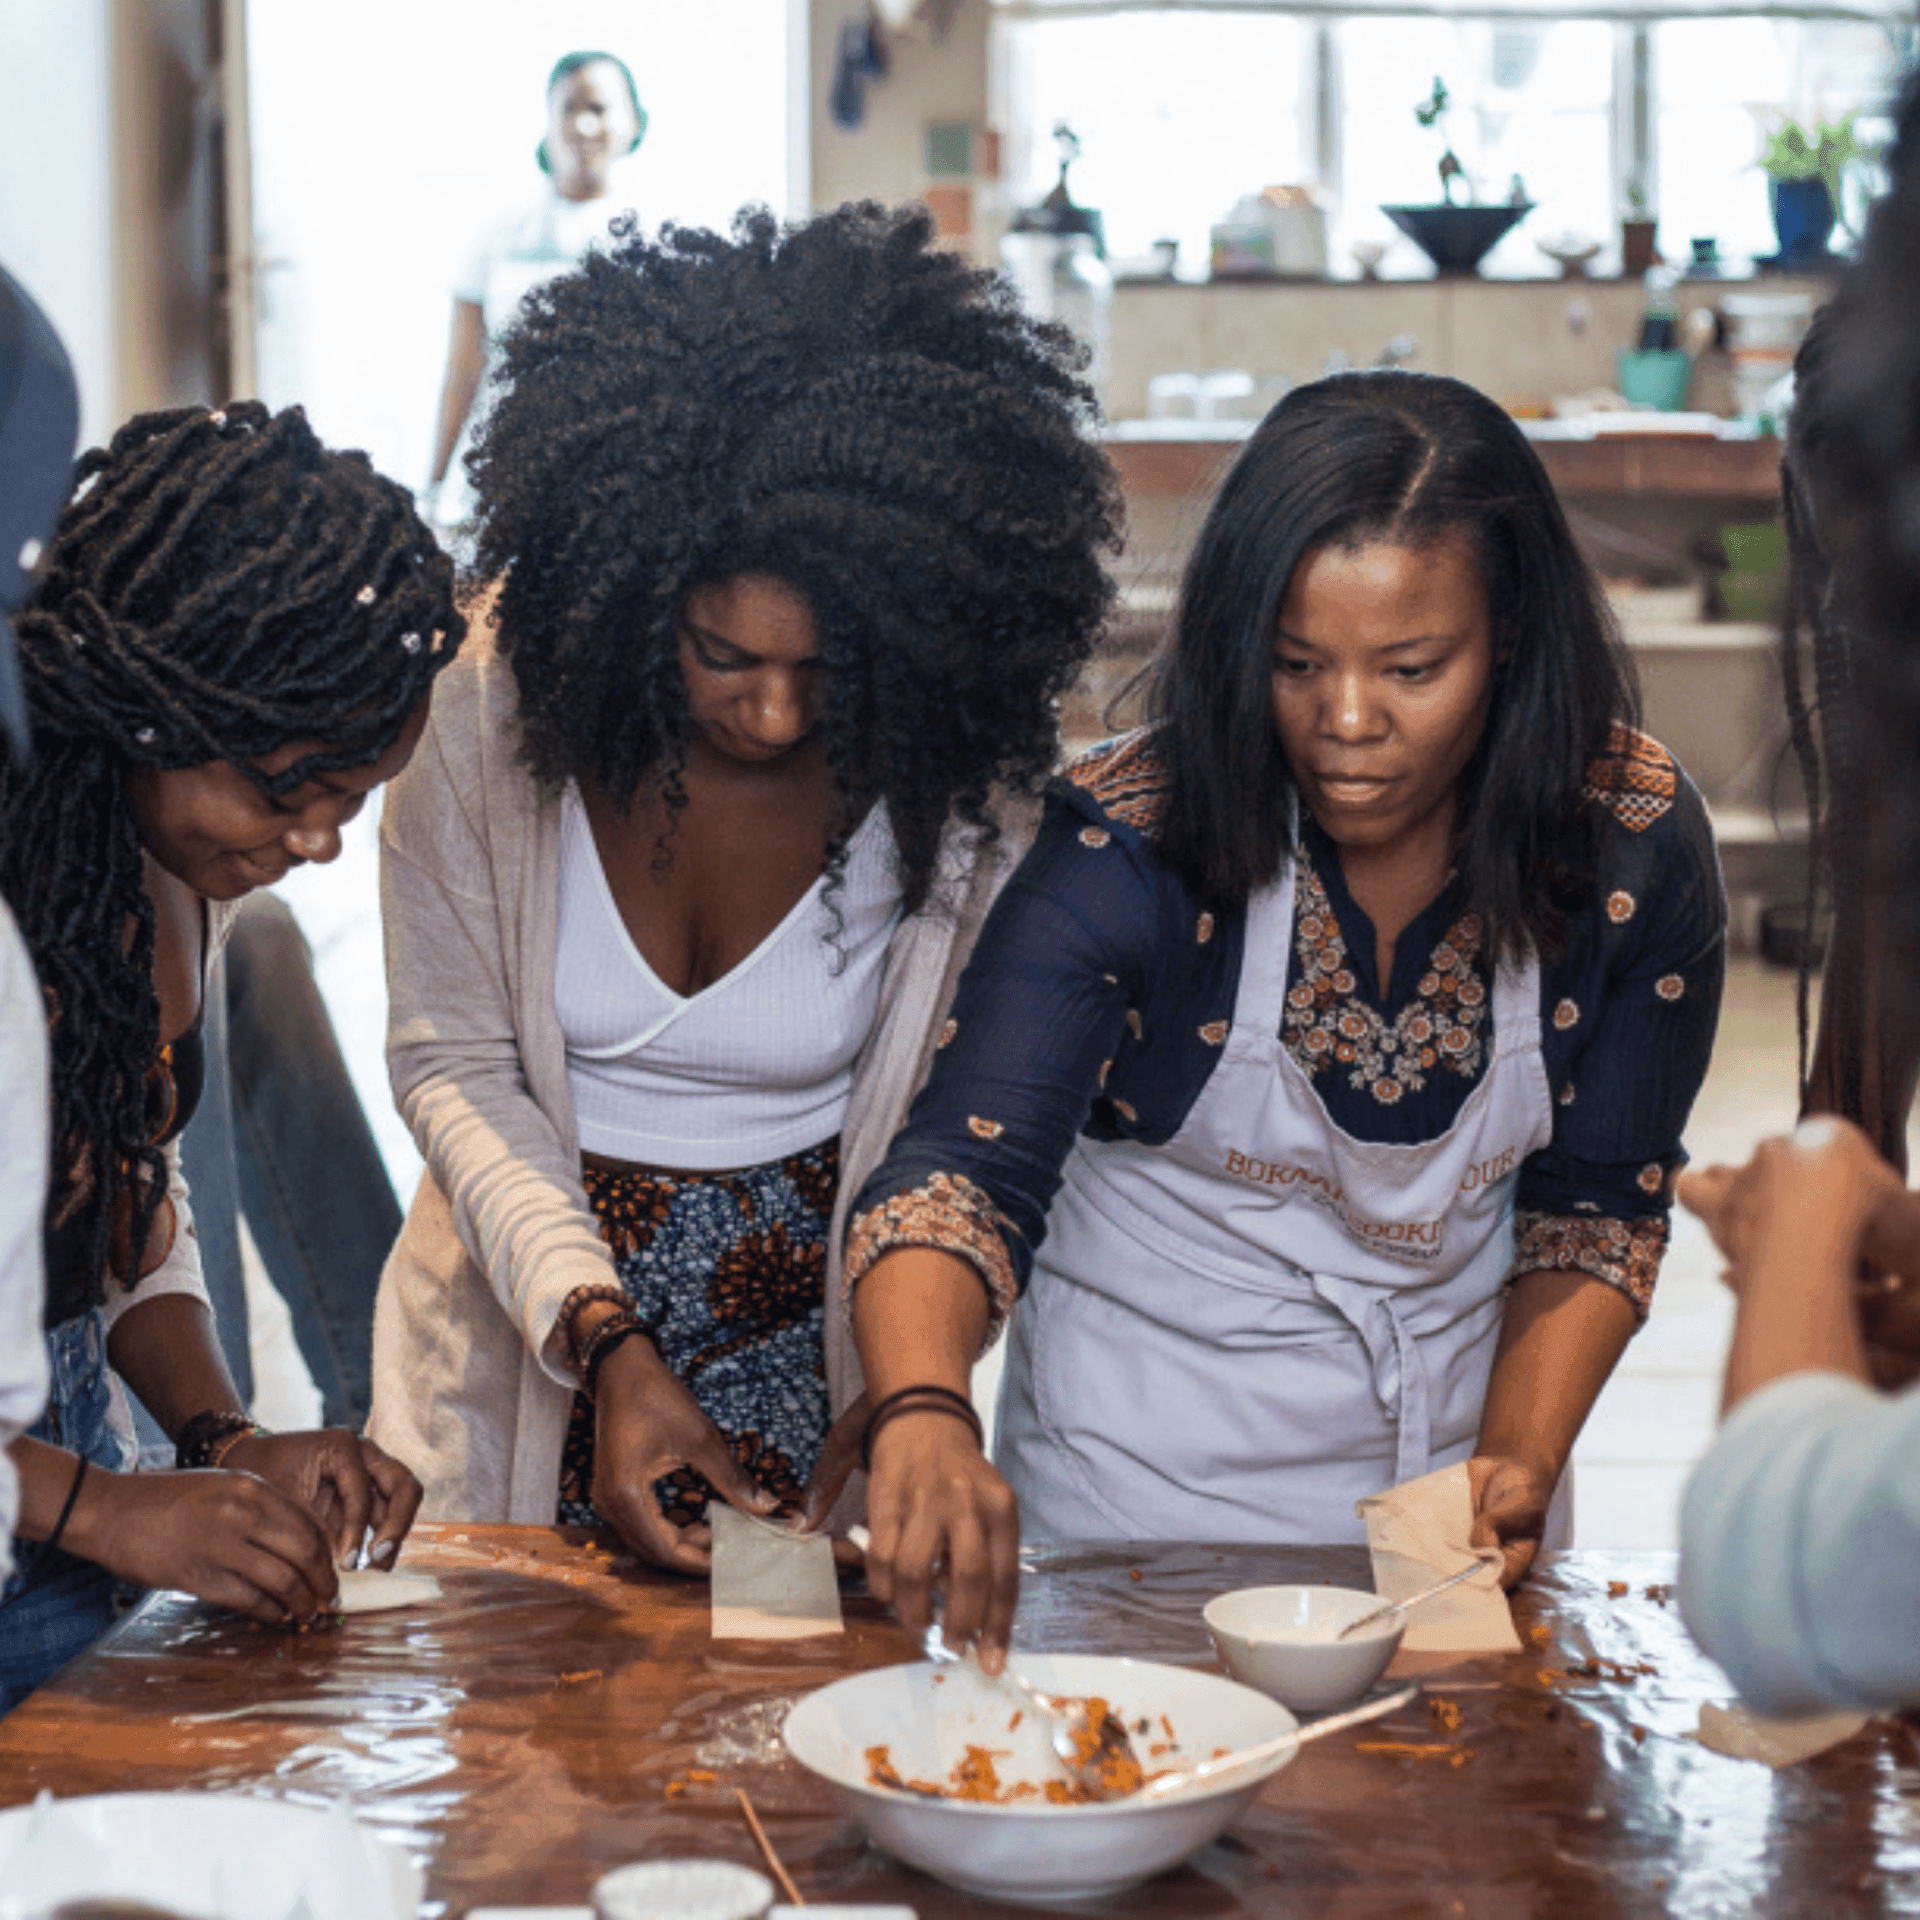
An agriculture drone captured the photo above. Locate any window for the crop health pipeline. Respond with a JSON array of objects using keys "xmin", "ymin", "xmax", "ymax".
[{"xmin": 993, "ymin": 3, "xmax": 1912, "ymax": 280}]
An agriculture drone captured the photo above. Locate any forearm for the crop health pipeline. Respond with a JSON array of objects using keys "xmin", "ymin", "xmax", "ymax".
[
  {"xmin": 852, "ymin": 1249, "xmax": 991, "ymax": 1401},
  {"xmin": 1721, "ymin": 1214, "xmax": 1871, "ymax": 1413},
  {"xmin": 104, "ymin": 1293, "xmax": 245, "ymax": 1441},
  {"xmin": 1476, "ymin": 1268, "xmax": 1637, "ymax": 1477},
  {"xmin": 429, "ymin": 302, "xmax": 487, "ymax": 485}
]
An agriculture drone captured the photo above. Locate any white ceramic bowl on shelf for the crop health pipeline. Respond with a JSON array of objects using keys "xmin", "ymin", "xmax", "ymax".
[
  {"xmin": 782, "ymin": 1652, "xmax": 1297, "ymax": 1904},
  {"xmin": 1204, "ymin": 1584, "xmax": 1405, "ymax": 1713}
]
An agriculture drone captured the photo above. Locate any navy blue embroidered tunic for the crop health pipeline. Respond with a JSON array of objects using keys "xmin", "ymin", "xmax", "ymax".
[{"xmin": 847, "ymin": 725, "xmax": 1726, "ymax": 1327}]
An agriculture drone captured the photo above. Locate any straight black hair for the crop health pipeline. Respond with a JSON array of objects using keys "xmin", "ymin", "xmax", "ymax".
[{"xmin": 1150, "ymin": 368, "xmax": 1637, "ymax": 964}]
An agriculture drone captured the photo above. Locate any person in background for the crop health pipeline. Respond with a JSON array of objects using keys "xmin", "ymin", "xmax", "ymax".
[
  {"xmin": 1678, "ymin": 67, "xmax": 1920, "ymax": 1719},
  {"xmin": 0, "ymin": 402, "xmax": 459, "ymax": 1710},
  {"xmin": 849, "ymin": 370, "xmax": 1725, "ymax": 1666},
  {"xmin": 423, "ymin": 50, "xmax": 645, "ymax": 529},
  {"xmin": 369, "ymin": 203, "xmax": 1119, "ymax": 1575},
  {"xmin": 0, "ymin": 259, "xmax": 80, "ymax": 1580}
]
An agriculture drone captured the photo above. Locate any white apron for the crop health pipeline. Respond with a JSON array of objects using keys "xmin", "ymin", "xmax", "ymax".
[{"xmin": 996, "ymin": 850, "xmax": 1561, "ymax": 1544}]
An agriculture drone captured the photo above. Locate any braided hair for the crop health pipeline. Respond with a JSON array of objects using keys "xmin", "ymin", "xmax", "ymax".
[
  {"xmin": 2, "ymin": 401, "xmax": 463, "ymax": 1303},
  {"xmin": 468, "ymin": 201, "xmax": 1122, "ymax": 911},
  {"xmin": 1790, "ymin": 69, "xmax": 1920, "ymax": 1143}
]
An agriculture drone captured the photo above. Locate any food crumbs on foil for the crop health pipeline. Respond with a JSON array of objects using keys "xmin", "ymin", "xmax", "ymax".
[
  {"xmin": 1608, "ymin": 1581, "xmax": 1631, "ymax": 1598},
  {"xmin": 1354, "ymin": 1741, "xmax": 1478, "ymax": 1768},
  {"xmin": 1644, "ymin": 1584, "xmax": 1674, "ymax": 1607},
  {"xmin": 1427, "ymin": 1697, "xmax": 1462, "ymax": 1733}
]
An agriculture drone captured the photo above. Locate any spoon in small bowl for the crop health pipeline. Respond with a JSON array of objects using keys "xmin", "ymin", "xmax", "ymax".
[{"xmin": 1335, "ymin": 1555, "xmax": 1500, "ymax": 1642}]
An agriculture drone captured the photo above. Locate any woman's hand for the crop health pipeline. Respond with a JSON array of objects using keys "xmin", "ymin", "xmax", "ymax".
[
  {"xmin": 1466, "ymin": 1453, "xmax": 1554, "ymax": 1589},
  {"xmin": 793, "ymin": 1392, "xmax": 870, "ymax": 1570},
  {"xmin": 863, "ymin": 1409, "xmax": 1020, "ymax": 1673},
  {"xmin": 590, "ymin": 1335, "xmax": 778, "ymax": 1574},
  {"xmin": 223, "ymin": 1430, "xmax": 422, "ymax": 1569},
  {"xmin": 66, "ymin": 1465, "xmax": 340, "ymax": 1624}
]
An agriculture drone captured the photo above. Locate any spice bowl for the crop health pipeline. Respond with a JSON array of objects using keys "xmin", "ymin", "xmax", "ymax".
[{"xmin": 1204, "ymin": 1585, "xmax": 1405, "ymax": 1713}]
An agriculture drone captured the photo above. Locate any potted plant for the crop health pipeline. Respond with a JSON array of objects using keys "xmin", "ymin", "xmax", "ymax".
[
  {"xmin": 1621, "ymin": 177, "xmax": 1660, "ymax": 276},
  {"xmin": 1381, "ymin": 77, "xmax": 1531, "ymax": 276},
  {"xmin": 1761, "ymin": 113, "xmax": 1862, "ymax": 266}
]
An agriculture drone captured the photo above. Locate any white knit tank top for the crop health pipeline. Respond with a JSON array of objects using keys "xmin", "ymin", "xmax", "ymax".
[{"xmin": 554, "ymin": 788, "xmax": 904, "ymax": 1170}]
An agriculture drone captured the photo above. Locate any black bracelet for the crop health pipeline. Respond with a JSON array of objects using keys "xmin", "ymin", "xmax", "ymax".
[
  {"xmin": 860, "ymin": 1384, "xmax": 985, "ymax": 1472},
  {"xmin": 580, "ymin": 1317, "xmax": 653, "ymax": 1400},
  {"xmin": 175, "ymin": 1408, "xmax": 261, "ymax": 1471},
  {"xmin": 45, "ymin": 1453, "xmax": 89, "ymax": 1556}
]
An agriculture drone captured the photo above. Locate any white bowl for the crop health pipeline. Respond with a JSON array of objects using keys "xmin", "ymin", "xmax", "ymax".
[
  {"xmin": 1204, "ymin": 1584, "xmax": 1404, "ymax": 1713},
  {"xmin": 782, "ymin": 1652, "xmax": 1297, "ymax": 1904}
]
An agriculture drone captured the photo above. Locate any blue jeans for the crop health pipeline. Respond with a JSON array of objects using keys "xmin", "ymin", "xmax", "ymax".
[
  {"xmin": 176, "ymin": 894, "xmax": 400, "ymax": 1431},
  {"xmin": 0, "ymin": 1312, "xmax": 139, "ymax": 1715}
]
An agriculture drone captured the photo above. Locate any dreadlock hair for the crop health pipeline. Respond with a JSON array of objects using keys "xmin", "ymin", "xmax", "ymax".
[
  {"xmin": 467, "ymin": 201, "xmax": 1122, "ymax": 912},
  {"xmin": 1779, "ymin": 300, "xmax": 1874, "ymax": 1125},
  {"xmin": 1795, "ymin": 67, "xmax": 1920, "ymax": 1130},
  {"xmin": 1150, "ymin": 369, "xmax": 1637, "ymax": 964},
  {"xmin": 2, "ymin": 401, "xmax": 463, "ymax": 1311}
]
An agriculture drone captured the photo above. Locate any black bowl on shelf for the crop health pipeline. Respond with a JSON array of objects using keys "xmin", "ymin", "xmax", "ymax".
[{"xmin": 1380, "ymin": 203, "xmax": 1533, "ymax": 275}]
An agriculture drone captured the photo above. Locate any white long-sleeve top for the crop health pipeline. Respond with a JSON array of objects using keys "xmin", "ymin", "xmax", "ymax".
[
  {"xmin": 1680, "ymin": 1368, "xmax": 1920, "ymax": 1717},
  {"xmin": 0, "ymin": 898, "xmax": 49, "ymax": 1579}
]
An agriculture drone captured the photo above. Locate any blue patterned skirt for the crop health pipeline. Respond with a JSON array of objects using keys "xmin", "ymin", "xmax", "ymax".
[{"xmin": 557, "ymin": 1138, "xmax": 838, "ymax": 1529}]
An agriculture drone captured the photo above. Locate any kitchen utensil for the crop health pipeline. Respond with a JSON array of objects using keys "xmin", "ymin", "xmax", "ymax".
[
  {"xmin": 1138, "ymin": 1681, "xmax": 1419, "ymax": 1799},
  {"xmin": 1336, "ymin": 1560, "xmax": 1490, "ymax": 1639},
  {"xmin": 919, "ymin": 1620, "xmax": 1147, "ymax": 1798}
]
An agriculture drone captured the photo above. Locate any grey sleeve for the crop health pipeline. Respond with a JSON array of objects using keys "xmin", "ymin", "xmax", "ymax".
[{"xmin": 1680, "ymin": 1370, "xmax": 1920, "ymax": 1717}]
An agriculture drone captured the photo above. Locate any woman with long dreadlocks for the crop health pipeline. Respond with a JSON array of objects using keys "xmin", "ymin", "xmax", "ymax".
[
  {"xmin": 366, "ymin": 202, "xmax": 1119, "ymax": 1573},
  {"xmin": 0, "ymin": 401, "xmax": 462, "ymax": 1709}
]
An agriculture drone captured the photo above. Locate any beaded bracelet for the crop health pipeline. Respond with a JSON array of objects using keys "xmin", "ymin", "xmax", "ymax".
[
  {"xmin": 558, "ymin": 1282, "xmax": 636, "ymax": 1373},
  {"xmin": 860, "ymin": 1384, "xmax": 985, "ymax": 1473},
  {"xmin": 175, "ymin": 1408, "xmax": 265, "ymax": 1471},
  {"xmin": 576, "ymin": 1312, "xmax": 655, "ymax": 1400}
]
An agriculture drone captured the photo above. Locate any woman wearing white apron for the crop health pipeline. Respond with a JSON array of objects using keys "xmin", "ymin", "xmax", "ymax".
[{"xmin": 846, "ymin": 371, "xmax": 1725, "ymax": 1666}]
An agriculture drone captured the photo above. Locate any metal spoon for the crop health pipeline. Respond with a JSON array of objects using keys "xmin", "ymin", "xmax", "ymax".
[
  {"xmin": 918, "ymin": 1620, "xmax": 1149, "ymax": 1798},
  {"xmin": 1136, "ymin": 1682, "xmax": 1421, "ymax": 1800},
  {"xmin": 1335, "ymin": 1559, "xmax": 1494, "ymax": 1641}
]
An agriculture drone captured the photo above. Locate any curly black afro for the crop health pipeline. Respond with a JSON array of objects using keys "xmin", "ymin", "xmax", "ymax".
[{"xmin": 467, "ymin": 201, "xmax": 1123, "ymax": 908}]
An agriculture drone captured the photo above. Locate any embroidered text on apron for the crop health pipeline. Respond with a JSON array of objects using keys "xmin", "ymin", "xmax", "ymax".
[{"xmin": 996, "ymin": 844, "xmax": 1558, "ymax": 1544}]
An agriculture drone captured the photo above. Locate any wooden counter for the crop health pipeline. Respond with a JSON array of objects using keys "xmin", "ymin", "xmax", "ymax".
[{"xmin": 2, "ymin": 1526, "xmax": 1915, "ymax": 1915}]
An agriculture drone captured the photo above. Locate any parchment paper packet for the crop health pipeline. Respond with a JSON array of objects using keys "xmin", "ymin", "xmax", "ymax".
[
  {"xmin": 710, "ymin": 1504, "xmax": 844, "ymax": 1640},
  {"xmin": 1692, "ymin": 1701, "xmax": 1869, "ymax": 1768},
  {"xmin": 1356, "ymin": 1461, "xmax": 1518, "ymax": 1654}
]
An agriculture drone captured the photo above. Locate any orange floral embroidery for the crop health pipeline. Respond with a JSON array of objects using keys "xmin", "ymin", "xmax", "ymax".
[
  {"xmin": 1607, "ymin": 890, "xmax": 1636, "ymax": 923},
  {"xmin": 1514, "ymin": 1210, "xmax": 1667, "ymax": 1321},
  {"xmin": 1196, "ymin": 911, "xmax": 1215, "ymax": 944},
  {"xmin": 1079, "ymin": 827, "xmax": 1111, "ymax": 849},
  {"xmin": 1655, "ymin": 974, "xmax": 1684, "ymax": 1002},
  {"xmin": 1111, "ymin": 1098, "xmax": 1140, "ymax": 1123},
  {"xmin": 1097, "ymin": 1058, "xmax": 1113, "ymax": 1087},
  {"xmin": 1063, "ymin": 729, "xmax": 1171, "ymax": 835},
  {"xmin": 1637, "ymin": 1162, "xmax": 1666, "ymax": 1196},
  {"xmin": 1126, "ymin": 1008, "xmax": 1144, "ymax": 1041},
  {"xmin": 1282, "ymin": 856, "xmax": 1485, "ymax": 1102},
  {"xmin": 937, "ymin": 1018, "xmax": 959, "ymax": 1048},
  {"xmin": 845, "ymin": 1174, "xmax": 1019, "ymax": 1337},
  {"xmin": 1553, "ymin": 999, "xmax": 1580, "ymax": 1031},
  {"xmin": 967, "ymin": 1116, "xmax": 1005, "ymax": 1142},
  {"xmin": 1199, "ymin": 1020, "xmax": 1229, "ymax": 1046},
  {"xmin": 1581, "ymin": 726, "xmax": 1677, "ymax": 834}
]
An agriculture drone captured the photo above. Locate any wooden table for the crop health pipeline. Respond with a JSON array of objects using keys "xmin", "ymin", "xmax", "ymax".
[{"xmin": 2, "ymin": 1527, "xmax": 1916, "ymax": 1917}]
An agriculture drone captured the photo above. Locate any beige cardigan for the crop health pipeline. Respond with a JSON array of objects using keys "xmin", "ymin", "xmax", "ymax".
[{"xmin": 368, "ymin": 638, "xmax": 1035, "ymax": 1523}]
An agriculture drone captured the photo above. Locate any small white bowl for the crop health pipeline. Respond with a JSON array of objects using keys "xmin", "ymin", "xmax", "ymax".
[
  {"xmin": 1204, "ymin": 1584, "xmax": 1404, "ymax": 1713},
  {"xmin": 783, "ymin": 1652, "xmax": 1297, "ymax": 1904}
]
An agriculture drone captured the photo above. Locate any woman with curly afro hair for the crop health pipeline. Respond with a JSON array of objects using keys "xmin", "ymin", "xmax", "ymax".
[
  {"xmin": 0, "ymin": 402, "xmax": 461, "ymax": 1709},
  {"xmin": 367, "ymin": 201, "xmax": 1121, "ymax": 1574}
]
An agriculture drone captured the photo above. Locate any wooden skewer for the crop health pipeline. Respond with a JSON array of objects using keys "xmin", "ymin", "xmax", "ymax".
[{"xmin": 736, "ymin": 1785, "xmax": 804, "ymax": 1907}]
